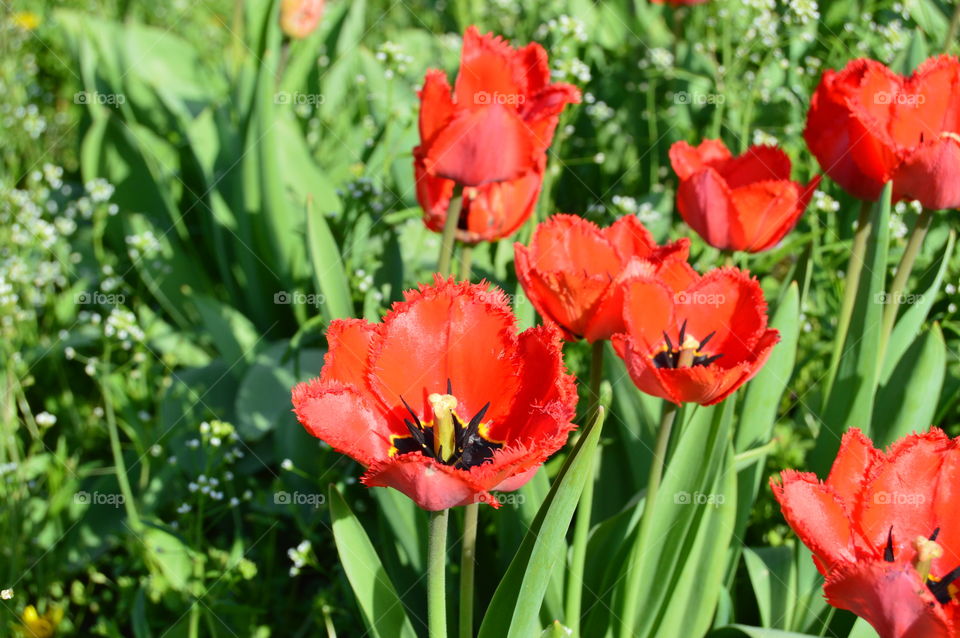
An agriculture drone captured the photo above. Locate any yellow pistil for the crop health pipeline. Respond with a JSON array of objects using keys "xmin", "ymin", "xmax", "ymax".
[
  {"xmin": 676, "ymin": 335, "xmax": 701, "ymax": 368},
  {"xmin": 913, "ymin": 536, "xmax": 943, "ymax": 581},
  {"xmin": 428, "ymin": 393, "xmax": 458, "ymax": 462}
]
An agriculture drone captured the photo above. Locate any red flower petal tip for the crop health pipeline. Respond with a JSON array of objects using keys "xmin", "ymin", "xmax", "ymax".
[{"xmin": 291, "ymin": 276, "xmax": 577, "ymax": 510}]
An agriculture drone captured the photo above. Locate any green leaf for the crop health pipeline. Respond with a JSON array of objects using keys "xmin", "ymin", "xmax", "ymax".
[
  {"xmin": 306, "ymin": 196, "xmax": 354, "ymax": 322},
  {"xmin": 478, "ymin": 408, "xmax": 606, "ymax": 638},
  {"xmin": 192, "ymin": 295, "xmax": 262, "ymax": 371},
  {"xmin": 328, "ymin": 486, "xmax": 418, "ymax": 638},
  {"xmin": 709, "ymin": 626, "xmax": 822, "ymax": 638},
  {"xmin": 235, "ymin": 341, "xmax": 325, "ymax": 441},
  {"xmin": 142, "ymin": 527, "xmax": 193, "ymax": 593},
  {"xmin": 872, "ymin": 323, "xmax": 946, "ymax": 447},
  {"xmin": 880, "ymin": 230, "xmax": 955, "ymax": 384},
  {"xmin": 815, "ymin": 183, "xmax": 892, "ymax": 473}
]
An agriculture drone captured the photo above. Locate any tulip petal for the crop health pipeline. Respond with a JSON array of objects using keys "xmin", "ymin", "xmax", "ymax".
[
  {"xmin": 669, "ymin": 139, "xmax": 732, "ymax": 180},
  {"xmin": 893, "ymin": 136, "xmax": 960, "ymax": 210},
  {"xmin": 858, "ymin": 429, "xmax": 952, "ymax": 553},
  {"xmin": 454, "ymin": 26, "xmax": 525, "ymax": 107},
  {"xmin": 825, "ymin": 428, "xmax": 882, "ymax": 505},
  {"xmin": 729, "ymin": 180, "xmax": 806, "ymax": 252},
  {"xmin": 422, "ymin": 103, "xmax": 537, "ymax": 186},
  {"xmin": 677, "ymin": 168, "xmax": 741, "ymax": 250},
  {"xmin": 292, "ymin": 380, "xmax": 397, "ymax": 466},
  {"xmin": 363, "ymin": 454, "xmax": 493, "ymax": 511},
  {"xmin": 418, "ymin": 69, "xmax": 456, "ymax": 145},
  {"xmin": 718, "ymin": 145, "xmax": 794, "ymax": 186},
  {"xmin": 771, "ymin": 470, "xmax": 860, "ymax": 571},
  {"xmin": 320, "ymin": 318, "xmax": 376, "ymax": 388},
  {"xmin": 368, "ymin": 277, "xmax": 521, "ymax": 426},
  {"xmin": 824, "ymin": 561, "xmax": 952, "ymax": 638}
]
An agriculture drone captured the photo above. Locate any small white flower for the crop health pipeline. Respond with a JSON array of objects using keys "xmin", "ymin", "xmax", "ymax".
[
  {"xmin": 35, "ymin": 412, "xmax": 57, "ymax": 427},
  {"xmin": 1, "ymin": 588, "xmax": 13, "ymax": 600},
  {"xmin": 281, "ymin": 459, "xmax": 294, "ymax": 471}
]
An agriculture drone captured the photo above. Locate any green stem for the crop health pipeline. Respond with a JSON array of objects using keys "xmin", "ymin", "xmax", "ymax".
[
  {"xmin": 458, "ymin": 244, "xmax": 473, "ymax": 282},
  {"xmin": 945, "ymin": 2, "xmax": 960, "ymax": 53},
  {"xmin": 823, "ymin": 199, "xmax": 873, "ymax": 401},
  {"xmin": 565, "ymin": 341, "xmax": 605, "ymax": 635},
  {"xmin": 877, "ymin": 207, "xmax": 933, "ymax": 372},
  {"xmin": 438, "ymin": 187, "xmax": 463, "ymax": 277},
  {"xmin": 620, "ymin": 401, "xmax": 679, "ymax": 637},
  {"xmin": 101, "ymin": 348, "xmax": 142, "ymax": 532},
  {"xmin": 429, "ymin": 509, "xmax": 449, "ymax": 638},
  {"xmin": 458, "ymin": 504, "xmax": 478, "ymax": 638}
]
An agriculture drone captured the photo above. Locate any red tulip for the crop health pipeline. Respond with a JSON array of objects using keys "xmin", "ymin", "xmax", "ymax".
[
  {"xmin": 514, "ymin": 213, "xmax": 697, "ymax": 343},
  {"xmin": 291, "ymin": 277, "xmax": 577, "ymax": 511},
  {"xmin": 669, "ymin": 139, "xmax": 819, "ymax": 253},
  {"xmin": 414, "ymin": 26, "xmax": 581, "ymax": 243},
  {"xmin": 772, "ymin": 428, "xmax": 960, "ymax": 638},
  {"xmin": 611, "ymin": 267, "xmax": 779, "ymax": 405},
  {"xmin": 805, "ymin": 55, "xmax": 960, "ymax": 210},
  {"xmin": 280, "ymin": 0, "xmax": 324, "ymax": 39}
]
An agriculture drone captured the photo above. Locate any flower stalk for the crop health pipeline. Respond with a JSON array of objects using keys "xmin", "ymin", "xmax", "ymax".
[{"xmin": 429, "ymin": 509, "xmax": 449, "ymax": 638}]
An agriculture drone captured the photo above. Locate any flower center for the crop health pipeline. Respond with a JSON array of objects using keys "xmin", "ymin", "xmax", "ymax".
[
  {"xmin": 651, "ymin": 320, "xmax": 723, "ymax": 369},
  {"xmin": 884, "ymin": 526, "xmax": 960, "ymax": 604},
  {"xmin": 390, "ymin": 380, "xmax": 502, "ymax": 470}
]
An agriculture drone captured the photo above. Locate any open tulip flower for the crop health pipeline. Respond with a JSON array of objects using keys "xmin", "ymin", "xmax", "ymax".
[
  {"xmin": 773, "ymin": 428, "xmax": 960, "ymax": 638},
  {"xmin": 611, "ymin": 267, "xmax": 779, "ymax": 405},
  {"xmin": 291, "ymin": 277, "xmax": 577, "ymax": 511},
  {"xmin": 414, "ymin": 26, "xmax": 581, "ymax": 243},
  {"xmin": 514, "ymin": 213, "xmax": 697, "ymax": 343},
  {"xmin": 669, "ymin": 139, "xmax": 819, "ymax": 253},
  {"xmin": 805, "ymin": 55, "xmax": 960, "ymax": 210}
]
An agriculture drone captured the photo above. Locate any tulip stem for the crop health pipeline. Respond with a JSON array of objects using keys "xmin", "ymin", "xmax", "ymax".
[
  {"xmin": 620, "ymin": 400, "xmax": 679, "ymax": 637},
  {"xmin": 565, "ymin": 341, "xmax": 605, "ymax": 635},
  {"xmin": 946, "ymin": 2, "xmax": 960, "ymax": 53},
  {"xmin": 458, "ymin": 504, "xmax": 478, "ymax": 638},
  {"xmin": 824, "ymin": 199, "xmax": 873, "ymax": 401},
  {"xmin": 438, "ymin": 187, "xmax": 463, "ymax": 277},
  {"xmin": 877, "ymin": 207, "xmax": 933, "ymax": 372},
  {"xmin": 459, "ymin": 244, "xmax": 474, "ymax": 282},
  {"xmin": 428, "ymin": 509, "xmax": 449, "ymax": 638}
]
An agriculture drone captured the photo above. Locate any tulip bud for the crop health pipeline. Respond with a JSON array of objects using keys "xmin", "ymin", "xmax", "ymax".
[{"xmin": 280, "ymin": 0, "xmax": 324, "ymax": 40}]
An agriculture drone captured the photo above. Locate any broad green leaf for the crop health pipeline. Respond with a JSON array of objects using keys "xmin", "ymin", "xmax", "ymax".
[
  {"xmin": 872, "ymin": 323, "xmax": 946, "ymax": 447},
  {"xmin": 328, "ymin": 486, "xmax": 418, "ymax": 638},
  {"xmin": 710, "ymin": 626, "xmax": 821, "ymax": 638},
  {"xmin": 306, "ymin": 197, "xmax": 354, "ymax": 322},
  {"xmin": 373, "ymin": 487, "xmax": 427, "ymax": 573},
  {"xmin": 880, "ymin": 230, "xmax": 955, "ymax": 384},
  {"xmin": 815, "ymin": 183, "xmax": 892, "ymax": 473},
  {"xmin": 192, "ymin": 295, "xmax": 262, "ymax": 371},
  {"xmin": 142, "ymin": 527, "xmax": 193, "ymax": 593},
  {"xmin": 596, "ymin": 400, "xmax": 734, "ymax": 638},
  {"xmin": 235, "ymin": 341, "xmax": 324, "ymax": 441},
  {"xmin": 848, "ymin": 618, "xmax": 880, "ymax": 638},
  {"xmin": 478, "ymin": 408, "xmax": 605, "ymax": 638}
]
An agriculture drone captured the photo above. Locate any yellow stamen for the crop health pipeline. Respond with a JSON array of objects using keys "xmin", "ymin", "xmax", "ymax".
[
  {"xmin": 913, "ymin": 536, "xmax": 943, "ymax": 581},
  {"xmin": 428, "ymin": 393, "xmax": 458, "ymax": 462},
  {"xmin": 676, "ymin": 335, "xmax": 701, "ymax": 368}
]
